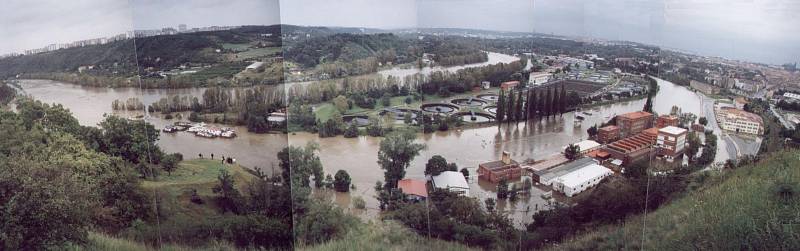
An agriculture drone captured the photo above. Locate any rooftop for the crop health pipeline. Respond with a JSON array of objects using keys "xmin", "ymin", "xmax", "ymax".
[
  {"xmin": 398, "ymin": 179, "xmax": 428, "ymax": 198},
  {"xmin": 607, "ymin": 130, "xmax": 658, "ymax": 153},
  {"xmin": 719, "ymin": 107, "xmax": 763, "ymax": 124},
  {"xmin": 555, "ymin": 163, "xmax": 613, "ymax": 188},
  {"xmin": 432, "ymin": 171, "xmax": 469, "ymax": 190},
  {"xmin": 535, "ymin": 157, "xmax": 597, "ymax": 183},
  {"xmin": 659, "ymin": 126, "xmax": 688, "ymax": 135},
  {"xmin": 565, "ymin": 140, "xmax": 601, "ymax": 152},
  {"xmin": 618, "ymin": 111, "xmax": 653, "ymax": 120},
  {"xmin": 480, "ymin": 159, "xmax": 519, "ymax": 170}
]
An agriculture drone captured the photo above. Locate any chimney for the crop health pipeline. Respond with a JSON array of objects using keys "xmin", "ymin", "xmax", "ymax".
[{"xmin": 501, "ymin": 151, "xmax": 512, "ymax": 165}]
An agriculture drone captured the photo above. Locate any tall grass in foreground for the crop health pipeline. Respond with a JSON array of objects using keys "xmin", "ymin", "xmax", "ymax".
[
  {"xmin": 64, "ymin": 232, "xmax": 239, "ymax": 251},
  {"xmin": 298, "ymin": 220, "xmax": 478, "ymax": 251},
  {"xmin": 550, "ymin": 150, "xmax": 800, "ymax": 250}
]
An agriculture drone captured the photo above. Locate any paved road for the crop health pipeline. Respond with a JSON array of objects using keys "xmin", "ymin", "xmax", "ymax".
[
  {"xmin": 697, "ymin": 92, "xmax": 733, "ymax": 164},
  {"xmin": 769, "ymin": 104, "xmax": 796, "ymax": 130}
]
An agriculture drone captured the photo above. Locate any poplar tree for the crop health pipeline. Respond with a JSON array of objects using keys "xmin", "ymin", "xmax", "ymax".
[
  {"xmin": 496, "ymin": 89, "xmax": 505, "ymax": 123},
  {"xmin": 515, "ymin": 91, "xmax": 524, "ymax": 122},
  {"xmin": 552, "ymin": 86, "xmax": 560, "ymax": 118},
  {"xmin": 560, "ymin": 84, "xmax": 568, "ymax": 116},
  {"xmin": 545, "ymin": 87, "xmax": 553, "ymax": 117},
  {"xmin": 525, "ymin": 90, "xmax": 533, "ymax": 120},
  {"xmin": 507, "ymin": 90, "xmax": 516, "ymax": 122}
]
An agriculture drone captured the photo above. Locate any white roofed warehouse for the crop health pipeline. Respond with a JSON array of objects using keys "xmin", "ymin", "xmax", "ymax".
[{"xmin": 551, "ymin": 164, "xmax": 613, "ymax": 197}]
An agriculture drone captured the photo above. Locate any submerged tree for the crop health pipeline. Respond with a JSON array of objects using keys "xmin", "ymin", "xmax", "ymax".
[
  {"xmin": 377, "ymin": 130, "xmax": 426, "ymax": 189},
  {"xmin": 565, "ymin": 144, "xmax": 581, "ymax": 160}
]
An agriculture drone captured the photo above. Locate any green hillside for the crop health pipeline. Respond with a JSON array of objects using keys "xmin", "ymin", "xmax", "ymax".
[
  {"xmin": 299, "ymin": 221, "xmax": 478, "ymax": 251},
  {"xmin": 550, "ymin": 150, "xmax": 800, "ymax": 250}
]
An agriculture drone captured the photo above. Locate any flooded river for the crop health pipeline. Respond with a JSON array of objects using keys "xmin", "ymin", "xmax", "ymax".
[
  {"xmin": 18, "ymin": 80, "xmax": 288, "ymax": 174},
  {"xmin": 16, "ymin": 55, "xmax": 732, "ymax": 225},
  {"xmin": 289, "ymin": 77, "xmax": 729, "ymax": 224}
]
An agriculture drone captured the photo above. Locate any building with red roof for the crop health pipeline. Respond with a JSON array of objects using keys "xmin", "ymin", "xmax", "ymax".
[
  {"xmin": 500, "ymin": 81, "xmax": 520, "ymax": 91},
  {"xmin": 604, "ymin": 127, "xmax": 659, "ymax": 166},
  {"xmin": 397, "ymin": 179, "xmax": 428, "ymax": 201},
  {"xmin": 597, "ymin": 125, "xmax": 620, "ymax": 144},
  {"xmin": 656, "ymin": 115, "xmax": 679, "ymax": 128},
  {"xmin": 478, "ymin": 151, "xmax": 522, "ymax": 183},
  {"xmin": 617, "ymin": 111, "xmax": 654, "ymax": 138}
]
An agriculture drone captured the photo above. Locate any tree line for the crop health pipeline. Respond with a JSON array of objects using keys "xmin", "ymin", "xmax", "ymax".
[{"xmin": 495, "ymin": 84, "xmax": 571, "ymax": 124}]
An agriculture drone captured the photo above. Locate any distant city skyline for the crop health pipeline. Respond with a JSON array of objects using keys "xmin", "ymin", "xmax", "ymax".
[{"xmin": 1, "ymin": 0, "xmax": 798, "ymax": 65}]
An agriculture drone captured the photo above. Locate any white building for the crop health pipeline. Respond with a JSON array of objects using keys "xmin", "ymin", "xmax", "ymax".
[
  {"xmin": 784, "ymin": 92, "xmax": 800, "ymax": 102},
  {"xmin": 245, "ymin": 62, "xmax": 265, "ymax": 72},
  {"xmin": 716, "ymin": 107, "xmax": 764, "ymax": 135},
  {"xmin": 432, "ymin": 171, "xmax": 470, "ymax": 196},
  {"xmin": 534, "ymin": 157, "xmax": 597, "ymax": 186},
  {"xmin": 563, "ymin": 140, "xmax": 601, "ymax": 155},
  {"xmin": 529, "ymin": 72, "xmax": 551, "ymax": 86},
  {"xmin": 551, "ymin": 163, "xmax": 613, "ymax": 197}
]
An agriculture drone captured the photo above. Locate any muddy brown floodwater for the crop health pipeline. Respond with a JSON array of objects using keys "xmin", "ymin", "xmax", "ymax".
[
  {"xmin": 17, "ymin": 79, "xmax": 287, "ymax": 175},
  {"xmin": 289, "ymin": 76, "xmax": 725, "ymax": 225},
  {"xmin": 18, "ymin": 72, "xmax": 725, "ymax": 226}
]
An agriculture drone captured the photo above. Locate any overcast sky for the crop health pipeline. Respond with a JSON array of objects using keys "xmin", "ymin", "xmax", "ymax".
[
  {"xmin": 130, "ymin": 0, "xmax": 280, "ymax": 30},
  {"xmin": 1, "ymin": 0, "xmax": 798, "ymax": 64}
]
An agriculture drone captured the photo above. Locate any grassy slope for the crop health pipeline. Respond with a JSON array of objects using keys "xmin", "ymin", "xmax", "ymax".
[
  {"xmin": 550, "ymin": 150, "xmax": 800, "ymax": 250},
  {"xmin": 66, "ymin": 232, "xmax": 237, "ymax": 251},
  {"xmin": 70, "ymin": 159, "xmax": 255, "ymax": 250},
  {"xmin": 299, "ymin": 221, "xmax": 478, "ymax": 251},
  {"xmin": 141, "ymin": 159, "xmax": 256, "ymax": 219}
]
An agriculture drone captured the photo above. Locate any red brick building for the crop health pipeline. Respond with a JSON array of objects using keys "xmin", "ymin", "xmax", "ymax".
[
  {"xmin": 656, "ymin": 115, "xmax": 679, "ymax": 128},
  {"xmin": 617, "ymin": 111, "xmax": 654, "ymax": 138},
  {"xmin": 478, "ymin": 151, "xmax": 522, "ymax": 183},
  {"xmin": 597, "ymin": 125, "xmax": 620, "ymax": 144},
  {"xmin": 604, "ymin": 127, "xmax": 658, "ymax": 166},
  {"xmin": 500, "ymin": 81, "xmax": 520, "ymax": 91},
  {"xmin": 692, "ymin": 123, "xmax": 705, "ymax": 132}
]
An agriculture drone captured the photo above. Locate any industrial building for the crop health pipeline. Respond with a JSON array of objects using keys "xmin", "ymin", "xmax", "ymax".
[
  {"xmin": 551, "ymin": 163, "xmax": 613, "ymax": 197},
  {"xmin": 716, "ymin": 107, "xmax": 764, "ymax": 135},
  {"xmin": 533, "ymin": 157, "xmax": 598, "ymax": 186},
  {"xmin": 604, "ymin": 128, "xmax": 659, "ymax": 166},
  {"xmin": 656, "ymin": 126, "xmax": 688, "ymax": 162},
  {"xmin": 478, "ymin": 151, "xmax": 522, "ymax": 183},
  {"xmin": 597, "ymin": 125, "xmax": 620, "ymax": 144},
  {"xmin": 617, "ymin": 111, "xmax": 654, "ymax": 138},
  {"xmin": 656, "ymin": 115, "xmax": 679, "ymax": 128}
]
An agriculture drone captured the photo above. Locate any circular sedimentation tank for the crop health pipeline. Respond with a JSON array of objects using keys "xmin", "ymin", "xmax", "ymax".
[
  {"xmin": 476, "ymin": 94, "xmax": 499, "ymax": 101},
  {"xmin": 453, "ymin": 111, "xmax": 495, "ymax": 123},
  {"xmin": 451, "ymin": 97, "xmax": 488, "ymax": 107},
  {"xmin": 484, "ymin": 106, "xmax": 497, "ymax": 114},
  {"xmin": 343, "ymin": 115, "xmax": 370, "ymax": 126},
  {"xmin": 420, "ymin": 103, "xmax": 460, "ymax": 114},
  {"xmin": 379, "ymin": 108, "xmax": 420, "ymax": 120}
]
